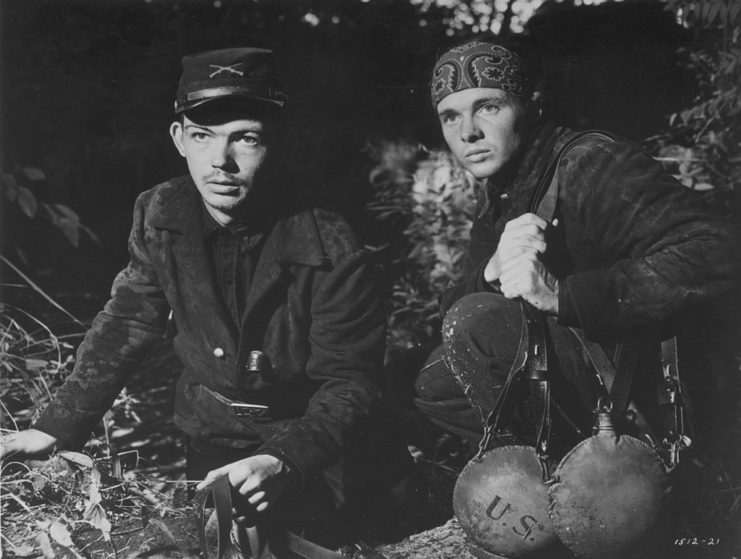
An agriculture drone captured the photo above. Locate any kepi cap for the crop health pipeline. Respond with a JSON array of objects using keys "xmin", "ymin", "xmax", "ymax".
[{"xmin": 174, "ymin": 47, "xmax": 286, "ymax": 114}]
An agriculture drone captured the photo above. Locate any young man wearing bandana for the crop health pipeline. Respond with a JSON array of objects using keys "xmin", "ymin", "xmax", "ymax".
[{"xmin": 409, "ymin": 37, "xmax": 739, "ymax": 455}]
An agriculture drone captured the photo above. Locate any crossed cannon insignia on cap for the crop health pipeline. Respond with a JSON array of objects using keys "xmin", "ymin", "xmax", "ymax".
[{"xmin": 208, "ymin": 63, "xmax": 245, "ymax": 78}]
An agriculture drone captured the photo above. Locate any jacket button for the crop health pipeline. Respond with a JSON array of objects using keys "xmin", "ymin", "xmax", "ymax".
[{"xmin": 213, "ymin": 347, "xmax": 225, "ymax": 359}]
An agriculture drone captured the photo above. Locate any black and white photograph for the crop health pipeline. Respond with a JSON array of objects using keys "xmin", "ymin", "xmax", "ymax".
[{"xmin": 1, "ymin": 1, "xmax": 739, "ymax": 558}]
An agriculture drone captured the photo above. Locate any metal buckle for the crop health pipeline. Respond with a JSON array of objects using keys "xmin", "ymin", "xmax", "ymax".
[{"xmin": 230, "ymin": 403, "xmax": 269, "ymax": 418}]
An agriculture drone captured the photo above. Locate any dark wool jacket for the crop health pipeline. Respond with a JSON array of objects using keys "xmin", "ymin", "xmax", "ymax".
[
  {"xmin": 34, "ymin": 176, "xmax": 386, "ymax": 486},
  {"xmin": 440, "ymin": 119, "xmax": 739, "ymax": 343}
]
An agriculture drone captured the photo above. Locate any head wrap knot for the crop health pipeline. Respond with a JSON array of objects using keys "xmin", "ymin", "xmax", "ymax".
[{"xmin": 431, "ymin": 41, "xmax": 531, "ymax": 106}]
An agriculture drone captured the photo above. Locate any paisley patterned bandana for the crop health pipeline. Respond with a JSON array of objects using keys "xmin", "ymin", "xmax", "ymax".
[{"xmin": 431, "ymin": 41, "xmax": 531, "ymax": 107}]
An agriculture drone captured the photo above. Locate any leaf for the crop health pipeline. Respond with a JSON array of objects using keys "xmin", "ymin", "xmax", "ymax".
[
  {"xmin": 32, "ymin": 473, "xmax": 48, "ymax": 492},
  {"xmin": 36, "ymin": 531, "xmax": 55, "ymax": 559},
  {"xmin": 81, "ymin": 224, "xmax": 101, "ymax": 245},
  {"xmin": 46, "ymin": 203, "xmax": 82, "ymax": 247},
  {"xmin": 1, "ymin": 172, "xmax": 19, "ymax": 200},
  {"xmin": 52, "ymin": 203, "xmax": 79, "ymax": 220},
  {"xmin": 58, "ymin": 450, "xmax": 95, "ymax": 469},
  {"xmin": 22, "ymin": 167, "xmax": 46, "ymax": 181},
  {"xmin": 17, "ymin": 186, "xmax": 38, "ymax": 218},
  {"xmin": 85, "ymin": 503, "xmax": 112, "ymax": 541},
  {"xmin": 693, "ymin": 182, "xmax": 714, "ymax": 191},
  {"xmin": 7, "ymin": 544, "xmax": 36, "ymax": 557},
  {"xmin": 49, "ymin": 520, "xmax": 75, "ymax": 548}
]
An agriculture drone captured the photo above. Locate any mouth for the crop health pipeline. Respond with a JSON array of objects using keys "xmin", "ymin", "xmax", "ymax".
[
  {"xmin": 208, "ymin": 183, "xmax": 243, "ymax": 196},
  {"xmin": 464, "ymin": 149, "xmax": 491, "ymax": 163}
]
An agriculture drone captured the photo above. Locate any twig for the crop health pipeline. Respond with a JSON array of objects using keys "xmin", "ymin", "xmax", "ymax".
[
  {"xmin": 0, "ymin": 255, "xmax": 86, "ymax": 328},
  {"xmin": 6, "ymin": 491, "xmax": 34, "ymax": 514},
  {"xmin": 0, "ymin": 400, "xmax": 20, "ymax": 431}
]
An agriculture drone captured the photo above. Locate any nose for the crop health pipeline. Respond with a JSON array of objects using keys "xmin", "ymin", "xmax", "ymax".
[
  {"xmin": 461, "ymin": 115, "xmax": 483, "ymax": 143},
  {"xmin": 210, "ymin": 138, "xmax": 232, "ymax": 169}
]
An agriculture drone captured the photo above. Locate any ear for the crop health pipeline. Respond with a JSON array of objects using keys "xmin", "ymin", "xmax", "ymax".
[{"xmin": 170, "ymin": 121, "xmax": 186, "ymax": 157}]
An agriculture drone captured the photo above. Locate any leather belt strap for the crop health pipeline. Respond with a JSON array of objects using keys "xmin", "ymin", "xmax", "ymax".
[
  {"xmin": 195, "ymin": 475, "xmax": 387, "ymax": 559},
  {"xmin": 195, "ymin": 474, "xmax": 237, "ymax": 559}
]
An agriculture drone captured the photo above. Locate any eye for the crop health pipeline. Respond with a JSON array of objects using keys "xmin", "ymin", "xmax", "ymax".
[
  {"xmin": 440, "ymin": 113, "xmax": 461, "ymax": 125},
  {"xmin": 190, "ymin": 131, "xmax": 211, "ymax": 142},
  {"xmin": 237, "ymin": 134, "xmax": 261, "ymax": 147},
  {"xmin": 479, "ymin": 103, "xmax": 501, "ymax": 115}
]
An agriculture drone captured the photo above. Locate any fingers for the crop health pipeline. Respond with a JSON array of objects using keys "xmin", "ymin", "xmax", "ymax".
[
  {"xmin": 0, "ymin": 433, "xmax": 19, "ymax": 461},
  {"xmin": 0, "ymin": 429, "xmax": 57, "ymax": 462},
  {"xmin": 503, "ymin": 213, "xmax": 548, "ymax": 233},
  {"xmin": 237, "ymin": 475, "xmax": 261, "ymax": 496},
  {"xmin": 499, "ymin": 253, "xmax": 559, "ymax": 314},
  {"xmin": 246, "ymin": 490, "xmax": 266, "ymax": 507},
  {"xmin": 197, "ymin": 455, "xmax": 289, "ymax": 518},
  {"xmin": 498, "ymin": 214, "xmax": 549, "ymax": 263},
  {"xmin": 500, "ymin": 254, "xmax": 541, "ymax": 299}
]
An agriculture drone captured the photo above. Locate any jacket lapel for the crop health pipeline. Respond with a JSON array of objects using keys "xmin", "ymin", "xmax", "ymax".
[
  {"xmin": 149, "ymin": 177, "xmax": 240, "ymax": 345},
  {"xmin": 242, "ymin": 209, "xmax": 325, "ymax": 320}
]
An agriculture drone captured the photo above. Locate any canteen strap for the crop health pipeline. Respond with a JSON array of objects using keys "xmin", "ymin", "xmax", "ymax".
[{"xmin": 659, "ymin": 336, "xmax": 692, "ymax": 471}]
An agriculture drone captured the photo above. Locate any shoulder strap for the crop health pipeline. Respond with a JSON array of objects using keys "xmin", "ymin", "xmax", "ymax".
[{"xmin": 533, "ymin": 131, "xmax": 614, "ymax": 221}]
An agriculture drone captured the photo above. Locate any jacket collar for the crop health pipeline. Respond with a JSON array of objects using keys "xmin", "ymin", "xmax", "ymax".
[{"xmin": 149, "ymin": 175, "xmax": 325, "ymax": 267}]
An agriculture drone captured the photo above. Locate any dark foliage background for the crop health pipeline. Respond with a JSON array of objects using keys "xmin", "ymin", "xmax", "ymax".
[
  {"xmin": 0, "ymin": 0, "xmax": 739, "ymax": 556},
  {"xmin": 0, "ymin": 0, "xmax": 701, "ymax": 295}
]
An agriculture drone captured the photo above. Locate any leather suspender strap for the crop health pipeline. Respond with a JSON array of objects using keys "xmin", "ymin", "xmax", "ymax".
[
  {"xmin": 521, "ymin": 303, "xmax": 552, "ymax": 460},
  {"xmin": 567, "ymin": 327, "xmax": 640, "ymax": 418},
  {"xmin": 531, "ymin": 130, "xmax": 615, "ymax": 223},
  {"xmin": 608, "ymin": 342, "xmax": 641, "ymax": 420},
  {"xmin": 516, "ymin": 131, "xmax": 614, "ymax": 461},
  {"xmin": 570, "ymin": 330, "xmax": 655, "ymax": 439},
  {"xmin": 659, "ymin": 336, "xmax": 692, "ymax": 469}
]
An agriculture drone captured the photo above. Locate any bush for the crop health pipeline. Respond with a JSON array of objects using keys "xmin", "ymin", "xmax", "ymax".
[
  {"xmin": 367, "ymin": 139, "xmax": 480, "ymax": 353},
  {"xmin": 647, "ymin": 0, "xmax": 741, "ymax": 215}
]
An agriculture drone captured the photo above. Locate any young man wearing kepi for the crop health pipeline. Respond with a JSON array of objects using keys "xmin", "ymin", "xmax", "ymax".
[{"xmin": 0, "ymin": 47, "xmax": 418, "ymax": 550}]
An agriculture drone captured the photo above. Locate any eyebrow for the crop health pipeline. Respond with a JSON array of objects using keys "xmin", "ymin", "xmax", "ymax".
[
  {"xmin": 437, "ymin": 108, "xmax": 458, "ymax": 118},
  {"xmin": 472, "ymin": 95, "xmax": 507, "ymax": 110},
  {"xmin": 184, "ymin": 123, "xmax": 264, "ymax": 135},
  {"xmin": 437, "ymin": 94, "xmax": 510, "ymax": 117}
]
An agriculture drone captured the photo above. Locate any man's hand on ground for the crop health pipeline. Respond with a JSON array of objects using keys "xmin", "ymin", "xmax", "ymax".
[
  {"xmin": 484, "ymin": 213, "xmax": 549, "ymax": 284},
  {"xmin": 499, "ymin": 251, "xmax": 560, "ymax": 314},
  {"xmin": 197, "ymin": 454, "xmax": 292, "ymax": 521},
  {"xmin": 0, "ymin": 429, "xmax": 58, "ymax": 461}
]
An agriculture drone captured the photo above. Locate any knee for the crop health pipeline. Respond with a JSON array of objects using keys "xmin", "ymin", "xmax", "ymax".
[
  {"xmin": 442, "ymin": 292, "xmax": 521, "ymax": 356},
  {"xmin": 414, "ymin": 345, "xmax": 462, "ymax": 400}
]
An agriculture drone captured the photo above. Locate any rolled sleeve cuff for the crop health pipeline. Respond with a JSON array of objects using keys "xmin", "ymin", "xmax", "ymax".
[{"xmin": 257, "ymin": 445, "xmax": 306, "ymax": 489}]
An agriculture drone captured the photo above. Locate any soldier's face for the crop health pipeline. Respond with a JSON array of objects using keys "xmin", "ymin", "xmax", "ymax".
[
  {"xmin": 437, "ymin": 87, "xmax": 535, "ymax": 180},
  {"xmin": 170, "ymin": 107, "xmax": 274, "ymax": 224}
]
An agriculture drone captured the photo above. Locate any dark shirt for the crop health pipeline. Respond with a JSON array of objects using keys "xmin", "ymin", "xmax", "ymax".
[{"xmin": 201, "ymin": 204, "xmax": 266, "ymax": 330}]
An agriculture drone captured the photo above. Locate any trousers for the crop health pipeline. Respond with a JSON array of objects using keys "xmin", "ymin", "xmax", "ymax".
[{"xmin": 411, "ymin": 292, "xmax": 639, "ymax": 451}]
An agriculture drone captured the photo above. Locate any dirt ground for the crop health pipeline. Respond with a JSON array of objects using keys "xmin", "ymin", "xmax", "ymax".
[{"xmin": 3, "ymin": 341, "xmax": 741, "ymax": 559}]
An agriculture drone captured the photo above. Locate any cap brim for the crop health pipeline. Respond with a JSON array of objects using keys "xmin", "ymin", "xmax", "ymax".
[{"xmin": 174, "ymin": 90, "xmax": 285, "ymax": 114}]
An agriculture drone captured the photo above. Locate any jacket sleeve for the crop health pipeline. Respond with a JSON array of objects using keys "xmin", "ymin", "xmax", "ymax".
[
  {"xmin": 258, "ymin": 249, "xmax": 385, "ymax": 485},
  {"xmin": 33, "ymin": 193, "xmax": 170, "ymax": 448},
  {"xmin": 556, "ymin": 139, "xmax": 740, "ymax": 340}
]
